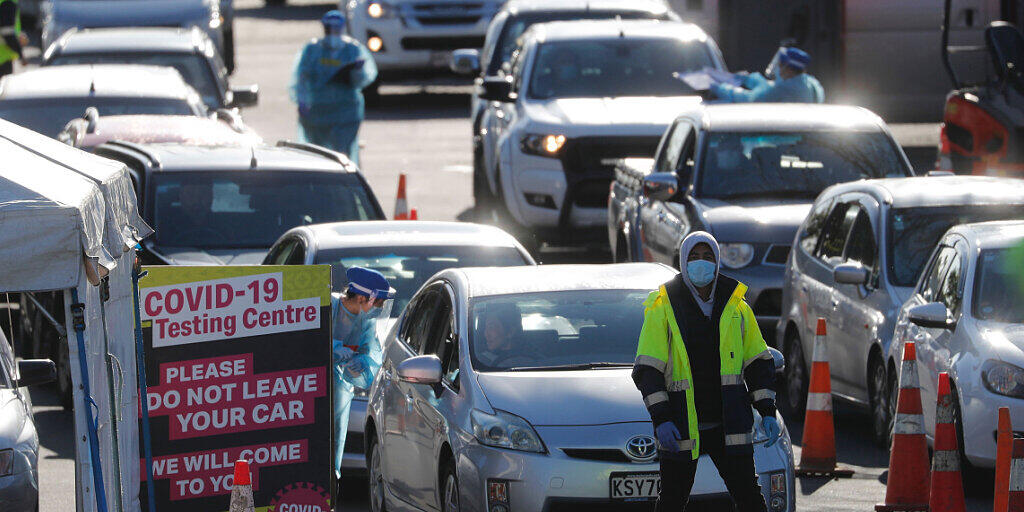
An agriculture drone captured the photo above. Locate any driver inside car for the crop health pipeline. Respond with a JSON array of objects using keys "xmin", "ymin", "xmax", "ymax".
[
  {"xmin": 477, "ymin": 303, "xmax": 521, "ymax": 365},
  {"xmin": 177, "ymin": 182, "xmax": 214, "ymax": 235}
]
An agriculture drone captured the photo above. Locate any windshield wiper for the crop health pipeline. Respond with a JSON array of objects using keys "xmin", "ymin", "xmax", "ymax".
[{"xmin": 506, "ymin": 362, "xmax": 633, "ymax": 372}]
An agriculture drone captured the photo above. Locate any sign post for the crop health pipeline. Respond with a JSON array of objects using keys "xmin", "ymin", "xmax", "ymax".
[{"xmin": 137, "ymin": 266, "xmax": 333, "ymax": 512}]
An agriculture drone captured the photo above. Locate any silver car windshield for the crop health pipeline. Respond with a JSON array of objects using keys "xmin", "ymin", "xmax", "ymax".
[
  {"xmin": 887, "ymin": 205, "xmax": 1024, "ymax": 287},
  {"xmin": 469, "ymin": 289, "xmax": 649, "ymax": 372},
  {"xmin": 317, "ymin": 246, "xmax": 529, "ymax": 317},
  {"xmin": 973, "ymin": 248, "xmax": 1024, "ymax": 323},
  {"xmin": 698, "ymin": 132, "xmax": 909, "ymax": 200},
  {"xmin": 527, "ymin": 39, "xmax": 713, "ymax": 99}
]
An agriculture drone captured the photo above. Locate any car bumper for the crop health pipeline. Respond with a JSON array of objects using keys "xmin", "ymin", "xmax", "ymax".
[
  {"xmin": 342, "ymin": 397, "xmax": 368, "ymax": 473},
  {"xmin": 0, "ymin": 470, "xmax": 38, "ymax": 512},
  {"xmin": 960, "ymin": 387, "xmax": 1024, "ymax": 467},
  {"xmin": 348, "ymin": 12, "xmax": 494, "ymax": 75},
  {"xmin": 455, "ymin": 422, "xmax": 794, "ymax": 512}
]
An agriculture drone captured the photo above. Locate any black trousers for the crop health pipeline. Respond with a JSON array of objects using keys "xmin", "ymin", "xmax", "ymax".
[
  {"xmin": 0, "ymin": 61, "xmax": 12, "ymax": 78},
  {"xmin": 655, "ymin": 428, "xmax": 767, "ymax": 512}
]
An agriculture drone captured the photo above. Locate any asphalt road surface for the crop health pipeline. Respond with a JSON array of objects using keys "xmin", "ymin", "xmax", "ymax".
[{"xmin": 31, "ymin": 1, "xmax": 988, "ymax": 511}]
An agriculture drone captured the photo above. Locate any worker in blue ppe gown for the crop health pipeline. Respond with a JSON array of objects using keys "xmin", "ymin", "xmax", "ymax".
[
  {"xmin": 331, "ymin": 267, "xmax": 394, "ymax": 480},
  {"xmin": 289, "ymin": 10, "xmax": 377, "ymax": 164},
  {"xmin": 711, "ymin": 47, "xmax": 824, "ymax": 104}
]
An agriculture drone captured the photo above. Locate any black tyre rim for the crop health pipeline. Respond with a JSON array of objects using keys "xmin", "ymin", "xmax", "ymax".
[
  {"xmin": 443, "ymin": 471, "xmax": 459, "ymax": 512},
  {"xmin": 784, "ymin": 336, "xmax": 806, "ymax": 411},
  {"xmin": 870, "ymin": 360, "xmax": 891, "ymax": 446},
  {"xmin": 369, "ymin": 440, "xmax": 385, "ymax": 512}
]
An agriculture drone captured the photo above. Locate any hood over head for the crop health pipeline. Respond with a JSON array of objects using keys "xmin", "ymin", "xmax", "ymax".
[{"xmin": 678, "ymin": 230, "xmax": 720, "ymax": 303}]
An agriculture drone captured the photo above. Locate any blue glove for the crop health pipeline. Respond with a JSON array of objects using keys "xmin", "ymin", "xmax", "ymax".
[
  {"xmin": 762, "ymin": 416, "xmax": 781, "ymax": 447},
  {"xmin": 345, "ymin": 358, "xmax": 366, "ymax": 377},
  {"xmin": 710, "ymin": 82, "xmax": 732, "ymax": 100},
  {"xmin": 742, "ymin": 71, "xmax": 768, "ymax": 89},
  {"xmin": 655, "ymin": 422, "xmax": 681, "ymax": 453}
]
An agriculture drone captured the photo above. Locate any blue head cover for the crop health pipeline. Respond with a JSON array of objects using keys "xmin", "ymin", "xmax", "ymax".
[
  {"xmin": 780, "ymin": 47, "xmax": 810, "ymax": 71},
  {"xmin": 345, "ymin": 267, "xmax": 395, "ymax": 300},
  {"xmin": 322, "ymin": 10, "xmax": 346, "ymax": 30}
]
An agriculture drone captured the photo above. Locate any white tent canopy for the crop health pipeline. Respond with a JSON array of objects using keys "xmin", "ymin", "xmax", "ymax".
[
  {"xmin": 0, "ymin": 117, "xmax": 151, "ymax": 512},
  {"xmin": 0, "ymin": 118, "xmax": 152, "ymax": 292}
]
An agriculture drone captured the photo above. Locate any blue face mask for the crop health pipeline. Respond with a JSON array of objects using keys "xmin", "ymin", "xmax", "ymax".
[{"xmin": 686, "ymin": 260, "xmax": 716, "ymax": 288}]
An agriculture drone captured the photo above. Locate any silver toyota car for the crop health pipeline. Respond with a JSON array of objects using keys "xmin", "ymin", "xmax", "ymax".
[{"xmin": 364, "ymin": 263, "xmax": 795, "ymax": 512}]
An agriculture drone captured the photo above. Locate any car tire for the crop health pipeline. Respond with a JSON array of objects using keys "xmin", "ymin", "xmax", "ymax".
[
  {"xmin": 869, "ymin": 355, "xmax": 892, "ymax": 448},
  {"xmin": 440, "ymin": 458, "xmax": 460, "ymax": 512},
  {"xmin": 224, "ymin": 26, "xmax": 236, "ymax": 74},
  {"xmin": 781, "ymin": 330, "xmax": 808, "ymax": 419},
  {"xmin": 473, "ymin": 143, "xmax": 495, "ymax": 216},
  {"xmin": 948, "ymin": 383, "xmax": 983, "ymax": 492},
  {"xmin": 367, "ymin": 435, "xmax": 387, "ymax": 512}
]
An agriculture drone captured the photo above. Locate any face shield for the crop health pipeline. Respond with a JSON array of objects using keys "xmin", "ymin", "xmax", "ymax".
[
  {"xmin": 764, "ymin": 46, "xmax": 786, "ymax": 80},
  {"xmin": 368, "ymin": 293, "xmax": 395, "ymax": 320}
]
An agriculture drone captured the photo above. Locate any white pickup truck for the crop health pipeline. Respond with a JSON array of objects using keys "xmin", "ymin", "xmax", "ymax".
[{"xmin": 476, "ymin": 19, "xmax": 724, "ymax": 246}]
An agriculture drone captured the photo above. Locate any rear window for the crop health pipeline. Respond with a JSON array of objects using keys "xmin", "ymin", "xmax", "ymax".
[{"xmin": 0, "ymin": 97, "xmax": 198, "ymax": 137}]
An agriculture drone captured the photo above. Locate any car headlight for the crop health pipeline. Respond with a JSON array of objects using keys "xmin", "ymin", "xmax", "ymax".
[
  {"xmin": 719, "ymin": 243, "xmax": 755, "ymax": 269},
  {"xmin": 0, "ymin": 449, "xmax": 13, "ymax": 477},
  {"xmin": 471, "ymin": 409, "xmax": 545, "ymax": 453},
  {"xmin": 982, "ymin": 360, "xmax": 1024, "ymax": 398},
  {"xmin": 367, "ymin": 1, "xmax": 396, "ymax": 18},
  {"xmin": 520, "ymin": 134, "xmax": 566, "ymax": 158}
]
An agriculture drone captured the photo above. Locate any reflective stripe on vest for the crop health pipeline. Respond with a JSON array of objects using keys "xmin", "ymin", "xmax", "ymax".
[
  {"xmin": 644, "ymin": 391, "xmax": 669, "ymax": 407},
  {"xmin": 725, "ymin": 432, "xmax": 754, "ymax": 446},
  {"xmin": 667, "ymin": 379, "xmax": 690, "ymax": 392},
  {"xmin": 750, "ymin": 388, "xmax": 775, "ymax": 402}
]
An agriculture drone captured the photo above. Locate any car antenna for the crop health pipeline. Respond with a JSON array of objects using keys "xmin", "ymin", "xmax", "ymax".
[
  {"xmin": 249, "ymin": 146, "xmax": 258, "ymax": 169},
  {"xmin": 616, "ymin": 15, "xmax": 624, "ymax": 38}
]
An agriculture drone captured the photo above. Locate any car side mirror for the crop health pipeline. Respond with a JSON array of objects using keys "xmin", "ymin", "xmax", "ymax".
[
  {"xmin": 833, "ymin": 263, "xmax": 868, "ymax": 285},
  {"xmin": 908, "ymin": 302, "xmax": 955, "ymax": 330},
  {"xmin": 480, "ymin": 76, "xmax": 513, "ymax": 102},
  {"xmin": 16, "ymin": 359, "xmax": 56, "ymax": 388},
  {"xmin": 641, "ymin": 172, "xmax": 679, "ymax": 202},
  {"xmin": 397, "ymin": 355, "xmax": 443, "ymax": 385},
  {"xmin": 229, "ymin": 84, "xmax": 259, "ymax": 108},
  {"xmin": 768, "ymin": 347, "xmax": 785, "ymax": 373},
  {"xmin": 450, "ymin": 48, "xmax": 480, "ymax": 76}
]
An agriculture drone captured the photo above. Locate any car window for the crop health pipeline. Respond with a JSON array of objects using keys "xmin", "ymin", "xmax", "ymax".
[
  {"xmin": 937, "ymin": 250, "xmax": 964, "ymax": 315},
  {"xmin": 844, "ymin": 208, "xmax": 877, "ymax": 272},
  {"xmin": 403, "ymin": 287, "xmax": 440, "ymax": 353},
  {"xmin": 799, "ymin": 196, "xmax": 834, "ymax": 256},
  {"xmin": 283, "ymin": 241, "xmax": 305, "ymax": 265},
  {"xmin": 653, "ymin": 121, "xmax": 689, "ymax": 175},
  {"xmin": 267, "ymin": 239, "xmax": 298, "ymax": 265},
  {"xmin": 422, "ymin": 292, "xmax": 453, "ymax": 357},
  {"xmin": 816, "ymin": 203, "xmax": 855, "ymax": 265},
  {"xmin": 919, "ymin": 245, "xmax": 956, "ymax": 303}
]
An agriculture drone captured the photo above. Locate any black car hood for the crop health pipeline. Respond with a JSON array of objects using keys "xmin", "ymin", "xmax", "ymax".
[
  {"xmin": 149, "ymin": 245, "xmax": 268, "ymax": 266},
  {"xmin": 691, "ymin": 196, "xmax": 812, "ymax": 244}
]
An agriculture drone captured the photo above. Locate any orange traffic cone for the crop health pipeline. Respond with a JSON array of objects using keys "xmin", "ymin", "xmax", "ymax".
[
  {"xmin": 929, "ymin": 372, "xmax": 965, "ymax": 512},
  {"xmin": 229, "ymin": 460, "xmax": 255, "ymax": 512},
  {"xmin": 394, "ymin": 173, "xmax": 409, "ymax": 220},
  {"xmin": 409, "ymin": 208, "xmax": 418, "ymax": 220},
  {"xmin": 1009, "ymin": 438, "xmax": 1024, "ymax": 511},
  {"xmin": 997, "ymin": 407, "xmax": 1013, "ymax": 512},
  {"xmin": 796, "ymin": 318, "xmax": 853, "ymax": 477},
  {"xmin": 876, "ymin": 342, "xmax": 930, "ymax": 512}
]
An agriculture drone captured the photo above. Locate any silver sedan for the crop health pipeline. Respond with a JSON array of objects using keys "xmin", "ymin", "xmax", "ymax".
[{"xmin": 364, "ymin": 263, "xmax": 795, "ymax": 512}]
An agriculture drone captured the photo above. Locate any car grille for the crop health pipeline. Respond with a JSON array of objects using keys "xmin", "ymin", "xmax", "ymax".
[
  {"xmin": 402, "ymin": 2, "xmax": 489, "ymax": 27},
  {"xmin": 400, "ymin": 35, "xmax": 486, "ymax": 51},
  {"xmin": 763, "ymin": 245, "xmax": 790, "ymax": 265},
  {"xmin": 558, "ymin": 136, "xmax": 662, "ymax": 211},
  {"xmin": 344, "ymin": 432, "xmax": 364, "ymax": 454},
  {"xmin": 543, "ymin": 494, "xmax": 736, "ymax": 512},
  {"xmin": 562, "ymin": 448, "xmax": 633, "ymax": 463}
]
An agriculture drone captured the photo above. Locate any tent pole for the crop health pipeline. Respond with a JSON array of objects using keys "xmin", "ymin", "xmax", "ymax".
[
  {"xmin": 70, "ymin": 289, "xmax": 109, "ymax": 512},
  {"xmin": 97, "ymin": 279, "xmax": 124, "ymax": 512},
  {"xmin": 132, "ymin": 268, "xmax": 156, "ymax": 512}
]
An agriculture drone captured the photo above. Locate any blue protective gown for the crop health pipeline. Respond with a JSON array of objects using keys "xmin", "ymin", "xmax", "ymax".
[
  {"xmin": 711, "ymin": 72, "xmax": 824, "ymax": 104},
  {"xmin": 289, "ymin": 35, "xmax": 378, "ymax": 163},
  {"xmin": 331, "ymin": 299, "xmax": 383, "ymax": 479}
]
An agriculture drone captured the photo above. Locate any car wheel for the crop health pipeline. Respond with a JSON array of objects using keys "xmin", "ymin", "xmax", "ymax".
[
  {"xmin": 56, "ymin": 340, "xmax": 72, "ymax": 409},
  {"xmin": 948, "ymin": 383, "xmax": 982, "ymax": 491},
  {"xmin": 440, "ymin": 459, "xmax": 460, "ymax": 512},
  {"xmin": 367, "ymin": 435, "xmax": 387, "ymax": 512},
  {"xmin": 224, "ymin": 27, "xmax": 236, "ymax": 74},
  {"xmin": 886, "ymin": 366, "xmax": 898, "ymax": 448},
  {"xmin": 781, "ymin": 331, "xmax": 808, "ymax": 418},
  {"xmin": 869, "ymin": 356, "xmax": 892, "ymax": 448},
  {"xmin": 472, "ymin": 143, "xmax": 495, "ymax": 215}
]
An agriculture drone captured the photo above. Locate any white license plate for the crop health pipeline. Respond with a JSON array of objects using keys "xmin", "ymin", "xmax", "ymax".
[
  {"xmin": 430, "ymin": 51, "xmax": 450, "ymax": 67},
  {"xmin": 609, "ymin": 472, "xmax": 660, "ymax": 501}
]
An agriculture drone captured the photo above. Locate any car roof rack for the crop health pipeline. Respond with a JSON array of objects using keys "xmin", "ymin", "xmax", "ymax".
[
  {"xmin": 276, "ymin": 140, "xmax": 357, "ymax": 172},
  {"xmin": 98, "ymin": 140, "xmax": 162, "ymax": 170}
]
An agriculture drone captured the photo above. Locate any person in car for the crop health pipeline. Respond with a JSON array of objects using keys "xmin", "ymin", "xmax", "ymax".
[
  {"xmin": 477, "ymin": 304, "xmax": 520, "ymax": 364},
  {"xmin": 711, "ymin": 47, "xmax": 823, "ymax": 103},
  {"xmin": 633, "ymin": 231, "xmax": 780, "ymax": 512}
]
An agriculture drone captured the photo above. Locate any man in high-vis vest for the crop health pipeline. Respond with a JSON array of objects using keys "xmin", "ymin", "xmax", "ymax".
[
  {"xmin": 633, "ymin": 231, "xmax": 781, "ymax": 512},
  {"xmin": 0, "ymin": 0, "xmax": 24, "ymax": 78}
]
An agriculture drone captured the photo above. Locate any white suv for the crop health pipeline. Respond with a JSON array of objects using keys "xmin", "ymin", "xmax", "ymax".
[
  {"xmin": 343, "ymin": 0, "xmax": 503, "ymax": 83},
  {"xmin": 477, "ymin": 19, "xmax": 723, "ymax": 244}
]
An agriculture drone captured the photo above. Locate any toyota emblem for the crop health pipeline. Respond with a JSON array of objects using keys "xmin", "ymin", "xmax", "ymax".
[{"xmin": 625, "ymin": 435, "xmax": 657, "ymax": 462}]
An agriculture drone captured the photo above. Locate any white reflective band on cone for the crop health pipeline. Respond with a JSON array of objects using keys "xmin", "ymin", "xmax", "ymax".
[
  {"xmin": 893, "ymin": 413, "xmax": 925, "ymax": 435},
  {"xmin": 812, "ymin": 335, "xmax": 828, "ymax": 362},
  {"xmin": 900, "ymin": 360, "xmax": 920, "ymax": 388},
  {"xmin": 806, "ymin": 392, "xmax": 832, "ymax": 411},
  {"xmin": 936, "ymin": 402, "xmax": 955, "ymax": 423},
  {"xmin": 932, "ymin": 450, "xmax": 960, "ymax": 471},
  {"xmin": 1012, "ymin": 459, "xmax": 1024, "ymax": 491}
]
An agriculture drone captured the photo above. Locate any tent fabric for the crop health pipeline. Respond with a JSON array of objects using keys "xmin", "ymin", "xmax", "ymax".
[{"xmin": 0, "ymin": 118, "xmax": 152, "ymax": 292}]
